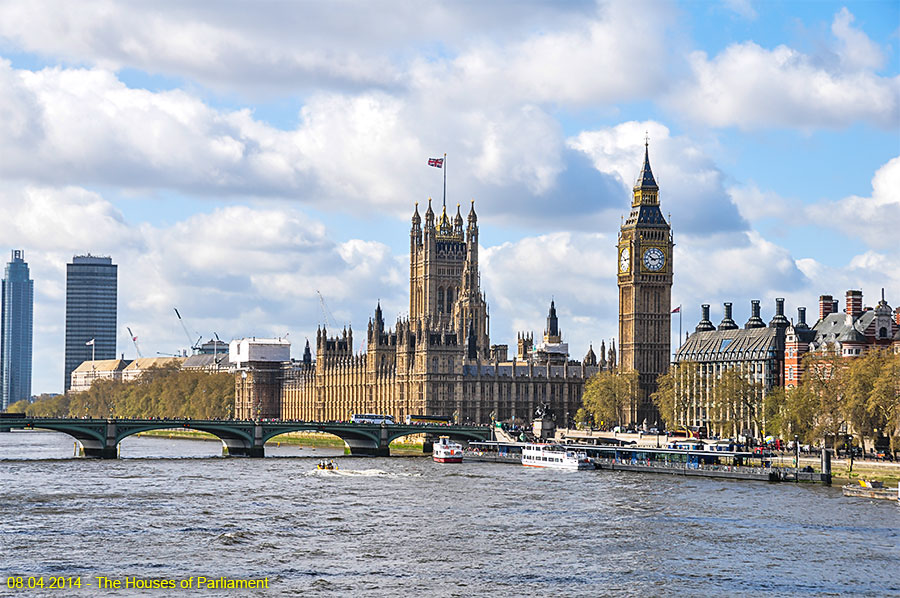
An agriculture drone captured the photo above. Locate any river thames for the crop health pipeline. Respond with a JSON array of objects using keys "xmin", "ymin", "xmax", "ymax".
[{"xmin": 1, "ymin": 430, "xmax": 898, "ymax": 597}]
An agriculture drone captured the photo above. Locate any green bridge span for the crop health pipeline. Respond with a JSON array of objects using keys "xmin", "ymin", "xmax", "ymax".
[{"xmin": 0, "ymin": 417, "xmax": 492, "ymax": 458}]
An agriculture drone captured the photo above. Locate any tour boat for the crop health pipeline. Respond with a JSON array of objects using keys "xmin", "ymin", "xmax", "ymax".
[
  {"xmin": 433, "ymin": 437, "xmax": 464, "ymax": 463},
  {"xmin": 521, "ymin": 443, "xmax": 594, "ymax": 470}
]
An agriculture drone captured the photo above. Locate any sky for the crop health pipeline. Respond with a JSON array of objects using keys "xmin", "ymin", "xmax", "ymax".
[{"xmin": 0, "ymin": 0, "xmax": 897, "ymax": 395}]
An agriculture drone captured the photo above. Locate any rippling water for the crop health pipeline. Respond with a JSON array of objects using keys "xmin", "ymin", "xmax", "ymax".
[{"xmin": 1, "ymin": 430, "xmax": 899, "ymax": 597}]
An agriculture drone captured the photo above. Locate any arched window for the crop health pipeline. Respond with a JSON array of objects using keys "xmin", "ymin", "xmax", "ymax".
[
  {"xmin": 446, "ymin": 287, "xmax": 453, "ymax": 312},
  {"xmin": 879, "ymin": 326, "xmax": 887, "ymax": 338},
  {"xmin": 437, "ymin": 288, "xmax": 444, "ymax": 313}
]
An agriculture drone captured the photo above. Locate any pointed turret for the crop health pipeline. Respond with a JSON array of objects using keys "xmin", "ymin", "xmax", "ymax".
[
  {"xmin": 425, "ymin": 198, "xmax": 435, "ymax": 230},
  {"xmin": 545, "ymin": 300, "xmax": 559, "ymax": 339},
  {"xmin": 584, "ymin": 344, "xmax": 597, "ymax": 367},
  {"xmin": 303, "ymin": 339, "xmax": 312, "ymax": 366},
  {"xmin": 411, "ymin": 201, "xmax": 421, "ymax": 227},
  {"xmin": 599, "ymin": 340, "xmax": 607, "ymax": 369},
  {"xmin": 374, "ymin": 301, "xmax": 384, "ymax": 333},
  {"xmin": 634, "ymin": 137, "xmax": 659, "ymax": 191}
]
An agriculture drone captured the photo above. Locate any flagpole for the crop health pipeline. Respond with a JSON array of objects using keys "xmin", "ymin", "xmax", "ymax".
[
  {"xmin": 443, "ymin": 152, "xmax": 447, "ymax": 208},
  {"xmin": 679, "ymin": 305, "xmax": 682, "ymax": 345}
]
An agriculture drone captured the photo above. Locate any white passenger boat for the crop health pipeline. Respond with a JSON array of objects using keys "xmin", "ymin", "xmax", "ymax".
[
  {"xmin": 433, "ymin": 437, "xmax": 464, "ymax": 463},
  {"xmin": 521, "ymin": 443, "xmax": 594, "ymax": 470}
]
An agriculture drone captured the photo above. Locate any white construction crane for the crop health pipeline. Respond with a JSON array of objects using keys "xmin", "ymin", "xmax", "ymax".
[
  {"xmin": 316, "ymin": 290, "xmax": 336, "ymax": 328},
  {"xmin": 174, "ymin": 307, "xmax": 202, "ymax": 354},
  {"xmin": 126, "ymin": 327, "xmax": 143, "ymax": 358}
]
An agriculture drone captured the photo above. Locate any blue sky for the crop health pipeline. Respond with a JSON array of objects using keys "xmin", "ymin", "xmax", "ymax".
[{"xmin": 0, "ymin": 0, "xmax": 896, "ymax": 394}]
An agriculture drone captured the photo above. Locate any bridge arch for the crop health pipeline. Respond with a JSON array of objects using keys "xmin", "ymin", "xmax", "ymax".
[
  {"xmin": 18, "ymin": 421, "xmax": 111, "ymax": 457},
  {"xmin": 260, "ymin": 424, "xmax": 384, "ymax": 456},
  {"xmin": 112, "ymin": 422, "xmax": 257, "ymax": 457}
]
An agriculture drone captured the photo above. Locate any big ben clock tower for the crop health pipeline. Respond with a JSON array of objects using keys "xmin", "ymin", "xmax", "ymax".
[{"xmin": 617, "ymin": 139, "xmax": 673, "ymax": 427}]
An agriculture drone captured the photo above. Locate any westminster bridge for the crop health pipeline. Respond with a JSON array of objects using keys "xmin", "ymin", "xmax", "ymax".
[{"xmin": 0, "ymin": 417, "xmax": 492, "ymax": 458}]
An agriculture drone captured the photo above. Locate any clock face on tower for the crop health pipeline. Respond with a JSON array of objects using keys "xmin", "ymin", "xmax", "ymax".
[
  {"xmin": 619, "ymin": 247, "xmax": 630, "ymax": 273},
  {"xmin": 642, "ymin": 247, "xmax": 665, "ymax": 272}
]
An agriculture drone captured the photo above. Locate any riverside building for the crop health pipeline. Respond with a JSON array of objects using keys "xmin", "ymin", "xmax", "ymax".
[
  {"xmin": 233, "ymin": 201, "xmax": 612, "ymax": 424},
  {"xmin": 64, "ymin": 255, "xmax": 117, "ymax": 392},
  {"xmin": 617, "ymin": 140, "xmax": 674, "ymax": 427},
  {"xmin": 672, "ymin": 291, "xmax": 900, "ymax": 435},
  {"xmin": 1, "ymin": 250, "xmax": 34, "ymax": 409}
]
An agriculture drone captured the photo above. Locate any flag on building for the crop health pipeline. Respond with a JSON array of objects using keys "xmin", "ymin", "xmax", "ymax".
[
  {"xmin": 428, "ymin": 157, "xmax": 444, "ymax": 168},
  {"xmin": 85, "ymin": 338, "xmax": 95, "ymax": 346},
  {"xmin": 672, "ymin": 306, "xmax": 681, "ymax": 313}
]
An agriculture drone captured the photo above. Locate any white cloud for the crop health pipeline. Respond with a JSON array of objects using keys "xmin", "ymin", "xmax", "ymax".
[
  {"xmin": 0, "ymin": 58, "xmax": 638, "ymax": 227},
  {"xmin": 481, "ymin": 231, "xmax": 617, "ymax": 358},
  {"xmin": 568, "ymin": 120, "xmax": 748, "ymax": 234},
  {"xmin": 831, "ymin": 7, "xmax": 885, "ymax": 72},
  {"xmin": 668, "ymin": 8, "xmax": 899, "ymax": 130},
  {"xmin": 676, "ymin": 231, "xmax": 808, "ymax": 300},
  {"xmin": 805, "ymin": 156, "xmax": 900, "ymax": 250},
  {"xmin": 0, "ymin": 184, "xmax": 406, "ymax": 393},
  {"xmin": 0, "ymin": 0, "xmax": 666, "ymax": 99},
  {"xmin": 728, "ymin": 183, "xmax": 799, "ymax": 222},
  {"xmin": 723, "ymin": 0, "xmax": 757, "ymax": 21}
]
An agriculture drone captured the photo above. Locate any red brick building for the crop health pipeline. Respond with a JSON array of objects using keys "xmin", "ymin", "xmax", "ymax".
[{"xmin": 784, "ymin": 289, "xmax": 900, "ymax": 388}]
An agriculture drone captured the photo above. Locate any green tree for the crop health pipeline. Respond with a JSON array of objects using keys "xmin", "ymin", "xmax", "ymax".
[
  {"xmin": 707, "ymin": 368, "xmax": 763, "ymax": 439},
  {"xmin": 866, "ymin": 350, "xmax": 900, "ymax": 452},
  {"xmin": 652, "ymin": 362, "xmax": 699, "ymax": 431},
  {"xmin": 573, "ymin": 407, "xmax": 592, "ymax": 429},
  {"xmin": 582, "ymin": 369, "xmax": 639, "ymax": 428},
  {"xmin": 65, "ymin": 366, "xmax": 234, "ymax": 419},
  {"xmin": 24, "ymin": 393, "xmax": 71, "ymax": 417},
  {"xmin": 6, "ymin": 399, "xmax": 30, "ymax": 413},
  {"xmin": 801, "ymin": 348, "xmax": 849, "ymax": 441}
]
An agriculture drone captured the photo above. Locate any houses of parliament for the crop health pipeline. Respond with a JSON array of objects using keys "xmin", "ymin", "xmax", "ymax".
[{"xmin": 233, "ymin": 144, "xmax": 672, "ymax": 426}]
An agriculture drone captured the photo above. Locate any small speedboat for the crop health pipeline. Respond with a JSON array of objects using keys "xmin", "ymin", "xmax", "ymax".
[
  {"xmin": 317, "ymin": 460, "xmax": 339, "ymax": 471},
  {"xmin": 842, "ymin": 480, "xmax": 898, "ymax": 501}
]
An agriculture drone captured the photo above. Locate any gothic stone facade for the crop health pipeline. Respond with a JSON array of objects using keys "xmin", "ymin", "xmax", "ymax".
[
  {"xmin": 235, "ymin": 200, "xmax": 603, "ymax": 424},
  {"xmin": 617, "ymin": 142, "xmax": 673, "ymax": 427}
]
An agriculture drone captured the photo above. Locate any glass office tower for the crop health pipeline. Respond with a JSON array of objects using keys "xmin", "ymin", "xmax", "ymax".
[
  {"xmin": 1, "ymin": 250, "xmax": 34, "ymax": 409},
  {"xmin": 64, "ymin": 255, "xmax": 117, "ymax": 392}
]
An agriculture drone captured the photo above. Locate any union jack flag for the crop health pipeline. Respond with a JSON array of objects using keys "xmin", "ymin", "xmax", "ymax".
[{"xmin": 428, "ymin": 157, "xmax": 444, "ymax": 168}]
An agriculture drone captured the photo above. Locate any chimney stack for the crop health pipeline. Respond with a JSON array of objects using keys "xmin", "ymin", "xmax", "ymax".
[
  {"xmin": 769, "ymin": 297, "xmax": 790, "ymax": 328},
  {"xmin": 718, "ymin": 302, "xmax": 738, "ymax": 330},
  {"xmin": 845, "ymin": 290, "xmax": 863, "ymax": 319},
  {"xmin": 695, "ymin": 304, "xmax": 715, "ymax": 332},
  {"xmin": 819, "ymin": 295, "xmax": 833, "ymax": 321},
  {"xmin": 745, "ymin": 299, "xmax": 766, "ymax": 329},
  {"xmin": 797, "ymin": 307, "xmax": 808, "ymax": 329}
]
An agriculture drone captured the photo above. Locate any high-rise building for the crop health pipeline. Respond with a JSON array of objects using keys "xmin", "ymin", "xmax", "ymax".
[
  {"xmin": 617, "ymin": 140, "xmax": 674, "ymax": 427},
  {"xmin": 64, "ymin": 255, "xmax": 117, "ymax": 392},
  {"xmin": 1, "ymin": 250, "xmax": 34, "ymax": 409}
]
